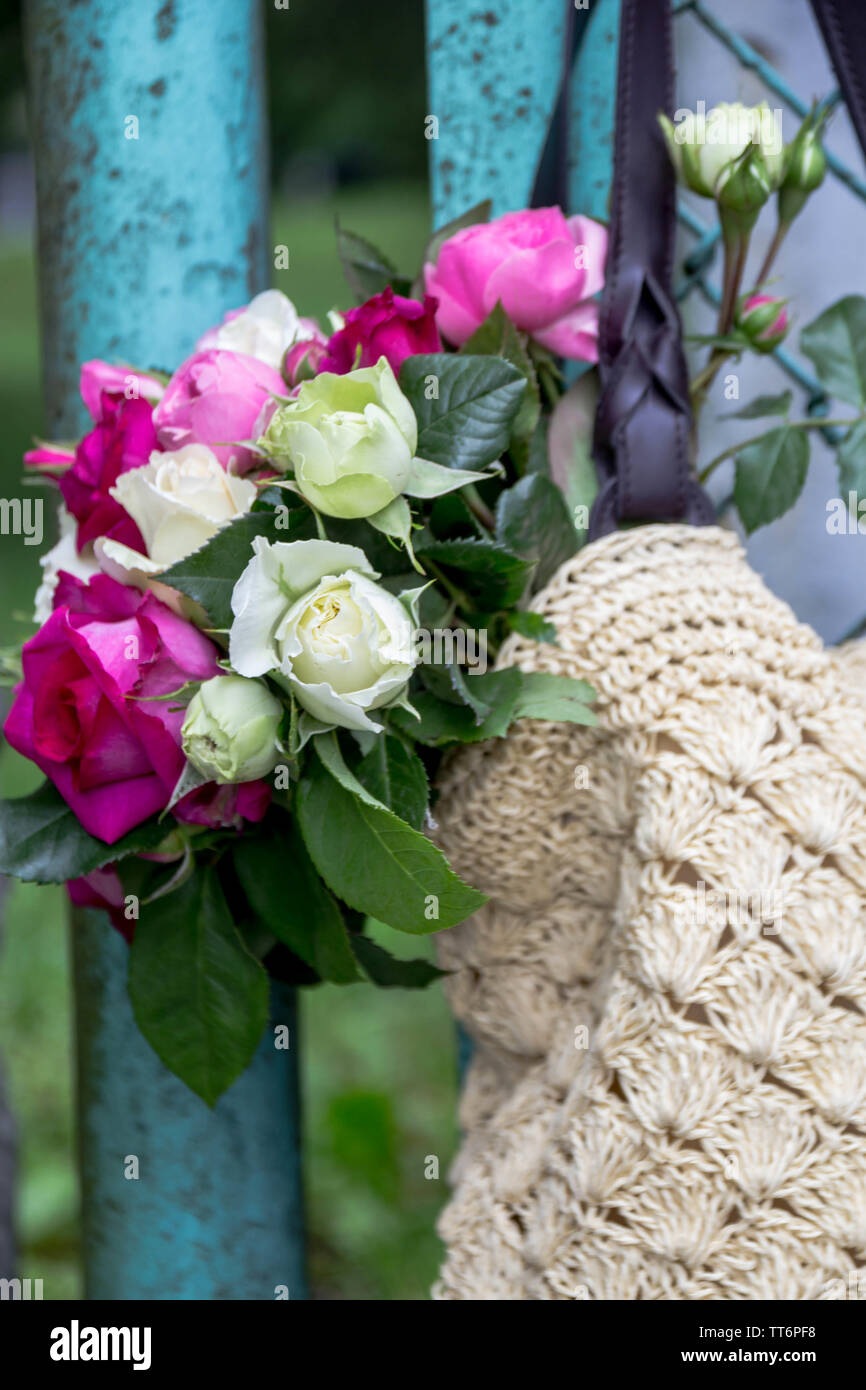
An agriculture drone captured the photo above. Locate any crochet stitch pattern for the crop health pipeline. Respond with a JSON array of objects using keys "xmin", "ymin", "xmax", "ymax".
[{"xmin": 432, "ymin": 523, "xmax": 866, "ymax": 1301}]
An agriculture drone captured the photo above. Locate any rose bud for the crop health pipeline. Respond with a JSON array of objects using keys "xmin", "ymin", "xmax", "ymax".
[
  {"xmin": 182, "ymin": 674, "xmax": 283, "ymax": 783},
  {"xmin": 735, "ymin": 293, "xmax": 789, "ymax": 352},
  {"xmin": 779, "ymin": 115, "xmax": 828, "ymax": 226},
  {"xmin": 659, "ymin": 102, "xmax": 785, "ymax": 200}
]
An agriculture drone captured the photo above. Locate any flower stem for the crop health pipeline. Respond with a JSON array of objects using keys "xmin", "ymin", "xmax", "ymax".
[
  {"xmin": 754, "ymin": 221, "xmax": 787, "ymax": 290},
  {"xmin": 698, "ymin": 416, "xmax": 859, "ymax": 484}
]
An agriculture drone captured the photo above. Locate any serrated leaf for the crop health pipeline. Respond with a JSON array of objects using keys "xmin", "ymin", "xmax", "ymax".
[
  {"xmin": 336, "ymin": 222, "xmax": 400, "ymax": 301},
  {"xmin": 0, "ymin": 781, "xmax": 169, "ymax": 884},
  {"xmin": 128, "ymin": 865, "xmax": 269, "ymax": 1105},
  {"xmin": 391, "ymin": 670, "xmax": 523, "ymax": 745},
  {"xmin": 354, "ymin": 734, "xmax": 429, "ymax": 830},
  {"xmin": 507, "ymin": 611, "xmax": 559, "ymax": 644},
  {"xmin": 801, "ymin": 296, "xmax": 866, "ymax": 407},
  {"xmin": 733, "ymin": 425, "xmax": 809, "ymax": 534},
  {"xmin": 495, "ymin": 474, "xmax": 576, "ymax": 591},
  {"xmin": 415, "ymin": 536, "xmax": 532, "ymax": 608},
  {"xmin": 295, "ymin": 738, "xmax": 485, "ymax": 934},
  {"xmin": 512, "ymin": 672, "xmax": 597, "ymax": 724},
  {"xmin": 460, "ymin": 302, "xmax": 540, "ymax": 462},
  {"xmin": 160, "ymin": 507, "xmax": 316, "ymax": 628},
  {"xmin": 723, "ymin": 390, "xmax": 793, "ymax": 419},
  {"xmin": 350, "ymin": 933, "xmax": 447, "ymax": 989},
  {"xmin": 232, "ymin": 818, "xmax": 362, "ymax": 984},
  {"xmin": 399, "ymin": 353, "xmax": 526, "ymax": 472}
]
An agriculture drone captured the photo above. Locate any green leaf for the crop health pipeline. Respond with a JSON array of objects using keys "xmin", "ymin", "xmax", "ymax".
[
  {"xmin": 512, "ymin": 672, "xmax": 597, "ymax": 724},
  {"xmin": 448, "ymin": 663, "xmax": 492, "ymax": 725},
  {"xmin": 800, "ymin": 295, "xmax": 866, "ymax": 407},
  {"xmin": 350, "ymin": 933, "xmax": 447, "ymax": 989},
  {"xmin": 0, "ymin": 781, "xmax": 169, "ymax": 884},
  {"xmin": 392, "ymin": 670, "xmax": 523, "ymax": 745},
  {"xmin": 506, "ymin": 611, "xmax": 559, "ymax": 644},
  {"xmin": 399, "ymin": 353, "xmax": 527, "ymax": 472},
  {"xmin": 354, "ymin": 734, "xmax": 429, "ymax": 830},
  {"xmin": 232, "ymin": 818, "xmax": 362, "ymax": 984},
  {"xmin": 733, "ymin": 425, "xmax": 809, "ymax": 534},
  {"xmin": 415, "ymin": 536, "xmax": 532, "ymax": 608},
  {"xmin": 295, "ymin": 737, "xmax": 486, "ymax": 934},
  {"xmin": 460, "ymin": 302, "xmax": 540, "ymax": 464},
  {"xmin": 336, "ymin": 222, "xmax": 402, "ymax": 301},
  {"xmin": 495, "ymin": 474, "xmax": 577, "ymax": 591},
  {"xmin": 392, "ymin": 668, "xmax": 596, "ymax": 745},
  {"xmin": 160, "ymin": 507, "xmax": 316, "ymax": 628},
  {"xmin": 723, "ymin": 390, "xmax": 793, "ymax": 419},
  {"xmin": 128, "ymin": 865, "xmax": 269, "ymax": 1105},
  {"xmin": 837, "ymin": 419, "xmax": 866, "ymax": 501}
]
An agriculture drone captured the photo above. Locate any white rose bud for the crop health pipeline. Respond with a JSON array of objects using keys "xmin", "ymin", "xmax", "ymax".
[
  {"xmin": 110, "ymin": 444, "xmax": 257, "ymax": 567},
  {"xmin": 228, "ymin": 537, "xmax": 418, "ymax": 733},
  {"xmin": 182, "ymin": 674, "xmax": 282, "ymax": 783},
  {"xmin": 659, "ymin": 102, "xmax": 785, "ymax": 198}
]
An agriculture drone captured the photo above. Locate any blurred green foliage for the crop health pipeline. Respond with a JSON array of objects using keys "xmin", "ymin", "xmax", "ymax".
[{"xmin": 0, "ymin": 181, "xmax": 460, "ymax": 1301}]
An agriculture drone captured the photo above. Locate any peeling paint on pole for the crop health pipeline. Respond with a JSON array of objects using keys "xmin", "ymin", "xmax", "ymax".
[
  {"xmin": 24, "ymin": 0, "xmax": 307, "ymax": 1299},
  {"xmin": 25, "ymin": 0, "xmax": 270, "ymax": 435}
]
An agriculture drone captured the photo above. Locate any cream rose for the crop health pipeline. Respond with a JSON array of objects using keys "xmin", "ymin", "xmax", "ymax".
[
  {"xmin": 110, "ymin": 444, "xmax": 257, "ymax": 567},
  {"xmin": 229, "ymin": 537, "xmax": 418, "ymax": 733}
]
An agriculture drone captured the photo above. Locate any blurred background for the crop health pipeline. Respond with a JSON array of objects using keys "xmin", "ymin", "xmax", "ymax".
[{"xmin": 0, "ymin": 0, "xmax": 457, "ymax": 1300}]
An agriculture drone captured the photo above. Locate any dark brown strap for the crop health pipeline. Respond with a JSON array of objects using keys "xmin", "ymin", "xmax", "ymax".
[
  {"xmin": 810, "ymin": 0, "xmax": 866, "ymax": 159},
  {"xmin": 589, "ymin": 0, "xmax": 714, "ymax": 540}
]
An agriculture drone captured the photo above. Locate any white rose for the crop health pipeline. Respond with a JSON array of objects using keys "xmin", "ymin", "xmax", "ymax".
[
  {"xmin": 229, "ymin": 537, "xmax": 418, "ymax": 733},
  {"xmin": 33, "ymin": 507, "xmax": 99, "ymax": 623},
  {"xmin": 210, "ymin": 290, "xmax": 316, "ymax": 370},
  {"xmin": 110, "ymin": 444, "xmax": 257, "ymax": 567}
]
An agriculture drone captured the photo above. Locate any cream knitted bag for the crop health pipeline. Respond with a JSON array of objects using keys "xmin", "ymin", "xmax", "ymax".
[{"xmin": 432, "ymin": 523, "xmax": 866, "ymax": 1300}]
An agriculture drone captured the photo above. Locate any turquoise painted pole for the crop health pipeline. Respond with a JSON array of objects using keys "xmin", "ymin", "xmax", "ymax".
[{"xmin": 25, "ymin": 0, "xmax": 307, "ymax": 1299}]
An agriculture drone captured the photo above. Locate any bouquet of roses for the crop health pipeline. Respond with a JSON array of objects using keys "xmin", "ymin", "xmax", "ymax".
[{"xmin": 0, "ymin": 203, "xmax": 606, "ymax": 1103}]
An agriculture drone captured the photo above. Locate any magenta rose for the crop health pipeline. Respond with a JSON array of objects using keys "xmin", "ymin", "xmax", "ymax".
[
  {"xmin": 4, "ymin": 573, "xmax": 221, "ymax": 843},
  {"xmin": 153, "ymin": 349, "xmax": 286, "ymax": 472},
  {"xmin": 423, "ymin": 206, "xmax": 608, "ymax": 361},
  {"xmin": 67, "ymin": 867, "xmax": 132, "ymax": 941},
  {"xmin": 320, "ymin": 288, "xmax": 442, "ymax": 375},
  {"xmin": 174, "ymin": 779, "xmax": 270, "ymax": 828},
  {"xmin": 58, "ymin": 392, "xmax": 157, "ymax": 553},
  {"xmin": 80, "ymin": 360, "xmax": 165, "ymax": 421}
]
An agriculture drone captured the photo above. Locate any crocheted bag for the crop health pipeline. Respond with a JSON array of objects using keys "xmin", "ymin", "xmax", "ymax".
[
  {"xmin": 432, "ymin": 0, "xmax": 866, "ymax": 1300},
  {"xmin": 434, "ymin": 523, "xmax": 866, "ymax": 1299}
]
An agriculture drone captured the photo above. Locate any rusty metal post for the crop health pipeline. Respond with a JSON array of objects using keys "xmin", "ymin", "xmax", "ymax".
[{"xmin": 24, "ymin": 0, "xmax": 307, "ymax": 1299}]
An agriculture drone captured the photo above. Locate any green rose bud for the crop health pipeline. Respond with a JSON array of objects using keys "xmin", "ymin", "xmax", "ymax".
[
  {"xmin": 716, "ymin": 144, "xmax": 774, "ymax": 238},
  {"xmin": 182, "ymin": 674, "xmax": 282, "ymax": 783},
  {"xmin": 779, "ymin": 114, "xmax": 828, "ymax": 226},
  {"xmin": 659, "ymin": 102, "xmax": 785, "ymax": 200},
  {"xmin": 258, "ymin": 356, "xmax": 418, "ymax": 519}
]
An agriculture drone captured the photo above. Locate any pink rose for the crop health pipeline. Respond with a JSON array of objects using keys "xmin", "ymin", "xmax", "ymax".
[
  {"xmin": 80, "ymin": 360, "xmax": 165, "ymax": 421},
  {"xmin": 153, "ymin": 349, "xmax": 286, "ymax": 472},
  {"xmin": 423, "ymin": 206, "xmax": 608, "ymax": 361},
  {"xmin": 4, "ymin": 573, "xmax": 220, "ymax": 843},
  {"xmin": 283, "ymin": 336, "xmax": 329, "ymax": 387},
  {"xmin": 59, "ymin": 392, "xmax": 157, "ymax": 553},
  {"xmin": 24, "ymin": 443, "xmax": 75, "ymax": 474},
  {"xmin": 320, "ymin": 288, "xmax": 442, "ymax": 375}
]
